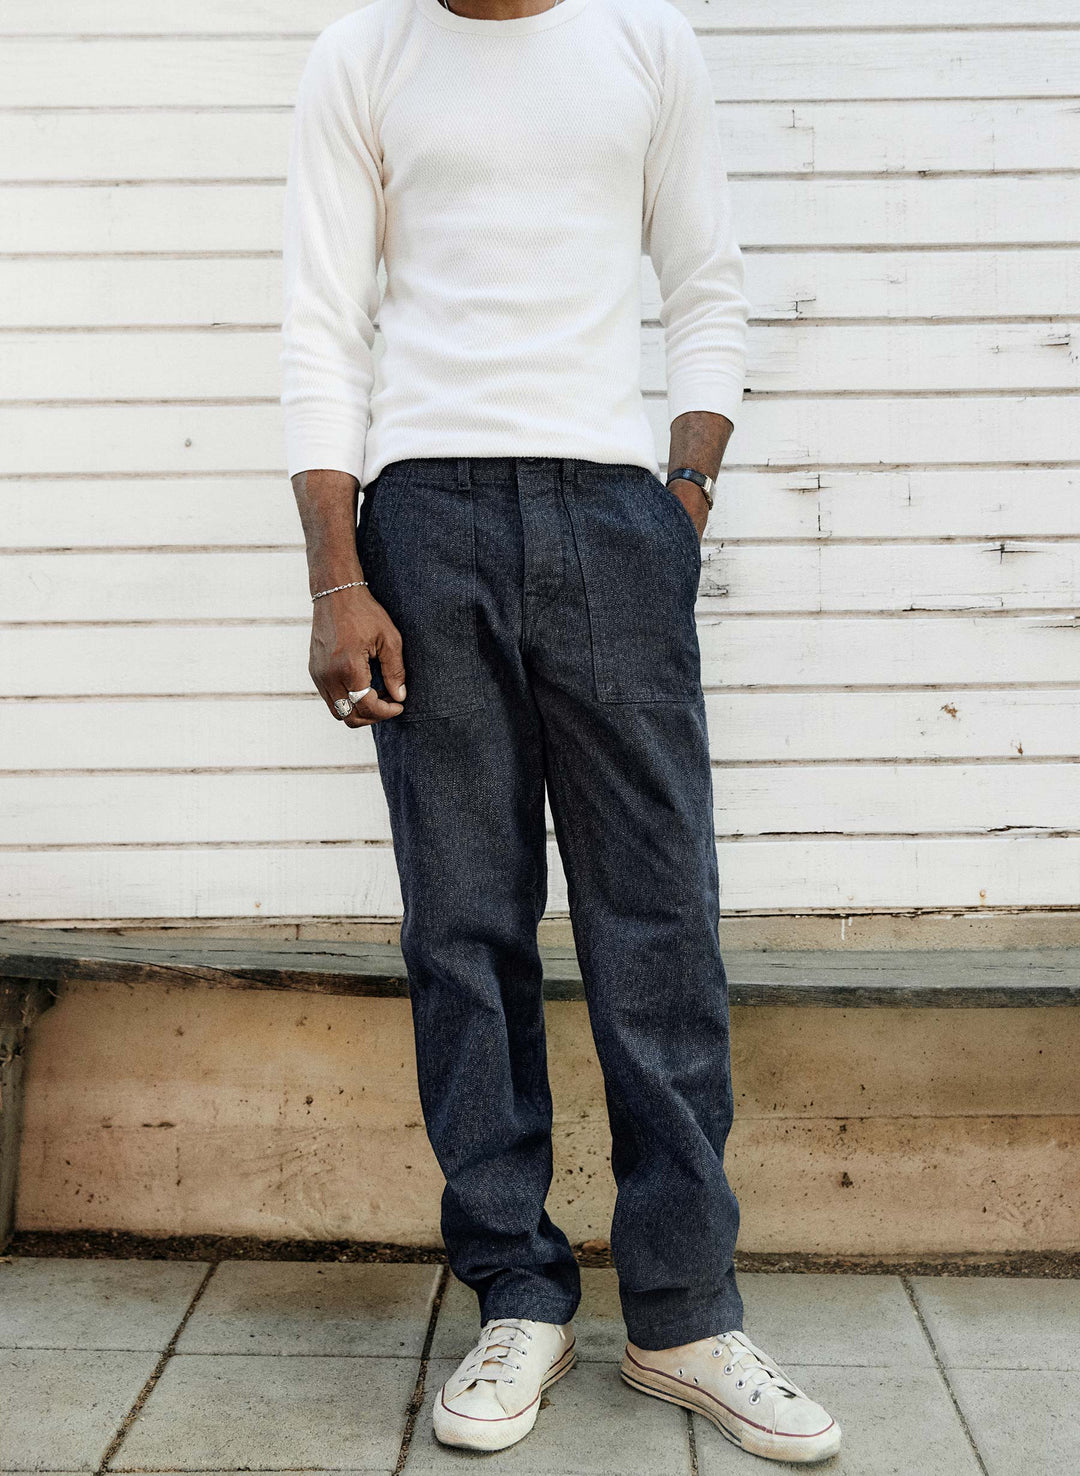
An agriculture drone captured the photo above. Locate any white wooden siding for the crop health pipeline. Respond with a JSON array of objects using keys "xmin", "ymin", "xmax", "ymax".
[{"xmin": 1, "ymin": 0, "xmax": 1078, "ymax": 921}]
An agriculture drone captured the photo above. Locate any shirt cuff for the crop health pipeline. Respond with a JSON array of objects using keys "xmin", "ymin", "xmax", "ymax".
[
  {"xmin": 284, "ymin": 420, "xmax": 367, "ymax": 485},
  {"xmin": 666, "ymin": 374, "xmax": 745, "ymax": 430}
]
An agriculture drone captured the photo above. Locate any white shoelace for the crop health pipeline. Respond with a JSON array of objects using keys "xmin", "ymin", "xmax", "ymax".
[
  {"xmin": 708, "ymin": 1330, "xmax": 805, "ymax": 1409},
  {"xmin": 460, "ymin": 1317, "xmax": 535, "ymax": 1387}
]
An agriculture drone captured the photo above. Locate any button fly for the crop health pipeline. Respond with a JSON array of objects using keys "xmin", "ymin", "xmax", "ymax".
[{"xmin": 516, "ymin": 460, "xmax": 568, "ymax": 645}]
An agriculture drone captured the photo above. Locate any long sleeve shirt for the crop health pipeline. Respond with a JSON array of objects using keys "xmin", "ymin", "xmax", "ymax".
[{"xmin": 280, "ymin": 0, "xmax": 751, "ymax": 488}]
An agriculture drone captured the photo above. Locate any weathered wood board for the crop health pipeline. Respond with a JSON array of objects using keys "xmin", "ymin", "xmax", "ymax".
[
  {"xmin": 5, "ymin": 32, "xmax": 1080, "ymax": 107},
  {"xmin": 3, "ymin": 929, "xmax": 1079, "ymax": 1007}
]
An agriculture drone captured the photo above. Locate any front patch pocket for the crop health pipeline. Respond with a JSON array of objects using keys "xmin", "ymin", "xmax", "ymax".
[
  {"xmin": 566, "ymin": 464, "xmax": 702, "ymax": 703},
  {"xmin": 360, "ymin": 469, "xmax": 483, "ymax": 722}
]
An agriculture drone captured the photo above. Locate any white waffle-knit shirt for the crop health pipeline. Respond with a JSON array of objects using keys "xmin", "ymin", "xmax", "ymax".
[{"xmin": 281, "ymin": 0, "xmax": 750, "ymax": 487}]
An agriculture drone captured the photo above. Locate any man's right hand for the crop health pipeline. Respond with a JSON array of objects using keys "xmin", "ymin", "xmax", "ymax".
[
  {"xmin": 291, "ymin": 468, "xmax": 406, "ymax": 727},
  {"xmin": 310, "ymin": 585, "xmax": 407, "ymax": 727}
]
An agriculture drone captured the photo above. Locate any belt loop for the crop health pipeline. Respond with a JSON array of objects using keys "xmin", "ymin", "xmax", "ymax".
[
  {"xmin": 561, "ymin": 456, "xmax": 576, "ymax": 490},
  {"xmin": 456, "ymin": 457, "xmax": 471, "ymax": 490}
]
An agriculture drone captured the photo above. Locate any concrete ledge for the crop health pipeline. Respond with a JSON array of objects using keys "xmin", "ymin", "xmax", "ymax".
[
  {"xmin": 5, "ymin": 927, "xmax": 1080, "ymax": 1254},
  {"xmin": 3, "ymin": 926, "xmax": 1080, "ymax": 1007},
  {"xmin": 13, "ymin": 974, "xmax": 1080, "ymax": 1254}
]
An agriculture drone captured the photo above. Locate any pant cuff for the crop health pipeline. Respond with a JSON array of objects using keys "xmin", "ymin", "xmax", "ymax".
[
  {"xmin": 475, "ymin": 1267, "xmax": 581, "ymax": 1329},
  {"xmin": 479, "ymin": 1290, "xmax": 581, "ymax": 1327},
  {"xmin": 621, "ymin": 1292, "xmax": 744, "ymax": 1351}
]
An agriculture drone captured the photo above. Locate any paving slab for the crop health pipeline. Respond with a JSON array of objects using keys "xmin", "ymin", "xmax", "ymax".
[
  {"xmin": 430, "ymin": 1269, "xmax": 625, "ymax": 1363},
  {"xmin": 0, "ymin": 1347, "xmax": 158, "ymax": 1472},
  {"xmin": 177, "ymin": 1261, "xmax": 440, "ymax": 1357},
  {"xmin": 0, "ymin": 1257, "xmax": 207, "ymax": 1351},
  {"xmin": 947, "ymin": 1367, "xmax": 1080, "ymax": 1476},
  {"xmin": 693, "ymin": 1365, "xmax": 982, "ymax": 1476},
  {"xmin": 910, "ymin": 1275, "xmax": 1080, "ymax": 1369},
  {"xmin": 431, "ymin": 1270, "xmax": 931, "ymax": 1370},
  {"xmin": 737, "ymin": 1272, "xmax": 933, "ymax": 1368},
  {"xmin": 110, "ymin": 1352, "xmax": 417, "ymax": 1472},
  {"xmin": 403, "ymin": 1357, "xmax": 691, "ymax": 1475}
]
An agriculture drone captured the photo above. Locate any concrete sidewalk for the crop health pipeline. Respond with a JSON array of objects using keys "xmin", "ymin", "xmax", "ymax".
[{"xmin": 1, "ymin": 1258, "xmax": 1076, "ymax": 1474}]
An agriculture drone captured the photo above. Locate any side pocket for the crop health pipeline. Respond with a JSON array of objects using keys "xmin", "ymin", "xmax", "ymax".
[
  {"xmin": 358, "ymin": 460, "xmax": 412, "ymax": 555},
  {"xmin": 566, "ymin": 464, "xmax": 702, "ymax": 704},
  {"xmin": 360, "ymin": 473, "xmax": 483, "ymax": 723},
  {"xmin": 650, "ymin": 470, "xmax": 705, "ymax": 559}
]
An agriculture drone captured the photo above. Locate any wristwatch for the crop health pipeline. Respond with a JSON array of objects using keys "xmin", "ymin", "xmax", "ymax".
[{"xmin": 666, "ymin": 466, "xmax": 715, "ymax": 511}]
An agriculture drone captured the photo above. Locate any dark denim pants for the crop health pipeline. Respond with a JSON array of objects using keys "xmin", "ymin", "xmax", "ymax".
[{"xmin": 357, "ymin": 455, "xmax": 742, "ymax": 1349}]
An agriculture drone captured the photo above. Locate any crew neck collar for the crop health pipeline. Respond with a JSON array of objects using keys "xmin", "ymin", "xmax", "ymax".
[{"xmin": 415, "ymin": 0, "xmax": 591, "ymax": 35}]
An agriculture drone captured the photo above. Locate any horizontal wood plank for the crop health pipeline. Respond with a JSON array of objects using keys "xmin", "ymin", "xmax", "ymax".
[
  {"xmin": 5, "ymin": 32, "xmax": 1080, "ymax": 108},
  {"xmin": 5, "ymin": 100, "xmax": 1078, "ymax": 183},
  {"xmin": 0, "ymin": 257, "xmax": 285, "ymax": 329},
  {"xmin": 6, "ymin": 322, "xmax": 1080, "ymax": 401},
  {"xmin": 5, "ymin": 762, "xmax": 1079, "ymax": 845},
  {"xmin": 3, "ymin": 690, "xmax": 1078, "ymax": 768},
  {"xmin": 3, "ymin": 926, "xmax": 1079, "ymax": 1008},
  {"xmin": 3, "ymin": 397, "xmax": 1077, "ymax": 476},
  {"xmin": 4, "ymin": 617, "xmax": 1080, "ymax": 697},
  {"xmin": 7, "ymin": 178, "xmax": 1080, "ymax": 254},
  {"xmin": 6, "ymin": 470, "xmax": 1080, "ymax": 549},
  {"xmin": 665, "ymin": 249, "xmax": 1080, "ymax": 323},
  {"xmin": 6, "ymin": 250, "xmax": 1080, "ymax": 330},
  {"xmin": 4, "ymin": 1, "xmax": 1077, "ymax": 36},
  {"xmin": 2, "ymin": 834, "xmax": 1080, "ymax": 917},
  {"xmin": 6, "ymin": 540, "xmax": 1080, "ymax": 620},
  {"xmin": 710, "ymin": 542, "xmax": 1080, "ymax": 614}
]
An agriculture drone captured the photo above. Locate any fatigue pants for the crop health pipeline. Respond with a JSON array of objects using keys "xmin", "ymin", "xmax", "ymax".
[{"xmin": 359, "ymin": 454, "xmax": 742, "ymax": 1349}]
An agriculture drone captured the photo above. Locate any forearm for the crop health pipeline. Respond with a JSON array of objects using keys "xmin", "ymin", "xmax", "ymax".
[
  {"xmin": 664, "ymin": 410, "xmax": 734, "ymax": 539},
  {"xmin": 292, "ymin": 468, "xmax": 364, "ymax": 598},
  {"xmin": 667, "ymin": 410, "xmax": 734, "ymax": 484}
]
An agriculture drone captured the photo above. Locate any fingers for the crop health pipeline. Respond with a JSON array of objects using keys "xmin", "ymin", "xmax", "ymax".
[
  {"xmin": 338, "ymin": 624, "xmax": 406, "ymax": 726},
  {"xmin": 346, "ymin": 685, "xmax": 404, "ymax": 725},
  {"xmin": 310, "ymin": 608, "xmax": 407, "ymax": 727},
  {"xmin": 317, "ymin": 683, "xmax": 360, "ymax": 724},
  {"xmin": 318, "ymin": 665, "xmax": 404, "ymax": 728},
  {"xmin": 316, "ymin": 654, "xmax": 378, "ymax": 727},
  {"xmin": 377, "ymin": 629, "xmax": 408, "ymax": 706}
]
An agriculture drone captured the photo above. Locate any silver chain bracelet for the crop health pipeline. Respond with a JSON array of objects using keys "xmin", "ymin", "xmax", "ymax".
[{"xmin": 311, "ymin": 579, "xmax": 368, "ymax": 601}]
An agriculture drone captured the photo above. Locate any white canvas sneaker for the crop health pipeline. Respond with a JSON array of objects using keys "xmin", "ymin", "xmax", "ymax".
[
  {"xmin": 433, "ymin": 1316, "xmax": 577, "ymax": 1452},
  {"xmin": 621, "ymin": 1327, "xmax": 841, "ymax": 1464}
]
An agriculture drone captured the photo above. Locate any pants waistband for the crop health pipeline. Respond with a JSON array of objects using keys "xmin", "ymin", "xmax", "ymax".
[{"xmin": 393, "ymin": 455, "xmax": 583, "ymax": 488}]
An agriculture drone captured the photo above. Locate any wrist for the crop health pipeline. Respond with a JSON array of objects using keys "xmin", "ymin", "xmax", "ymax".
[
  {"xmin": 311, "ymin": 578, "xmax": 370, "ymax": 603},
  {"xmin": 307, "ymin": 553, "xmax": 365, "ymax": 599},
  {"xmin": 309, "ymin": 573, "xmax": 364, "ymax": 597},
  {"xmin": 666, "ymin": 466, "xmax": 715, "ymax": 511}
]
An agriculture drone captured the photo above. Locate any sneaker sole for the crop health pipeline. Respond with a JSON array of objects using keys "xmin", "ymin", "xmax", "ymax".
[
  {"xmin": 620, "ymin": 1355, "xmax": 842, "ymax": 1465},
  {"xmin": 433, "ymin": 1343, "xmax": 578, "ymax": 1452}
]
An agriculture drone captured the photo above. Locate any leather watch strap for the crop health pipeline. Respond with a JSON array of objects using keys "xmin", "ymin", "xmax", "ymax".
[{"xmin": 666, "ymin": 466, "xmax": 715, "ymax": 511}]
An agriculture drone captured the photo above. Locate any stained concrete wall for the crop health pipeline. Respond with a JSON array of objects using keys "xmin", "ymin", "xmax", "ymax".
[{"xmin": 16, "ymin": 978, "xmax": 1080, "ymax": 1254}]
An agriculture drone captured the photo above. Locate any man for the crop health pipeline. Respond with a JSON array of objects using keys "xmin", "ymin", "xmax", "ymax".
[{"xmin": 281, "ymin": 0, "xmax": 841, "ymax": 1461}]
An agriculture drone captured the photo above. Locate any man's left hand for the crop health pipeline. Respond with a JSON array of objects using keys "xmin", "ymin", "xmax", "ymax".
[{"xmin": 667, "ymin": 478, "xmax": 709, "ymax": 541}]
